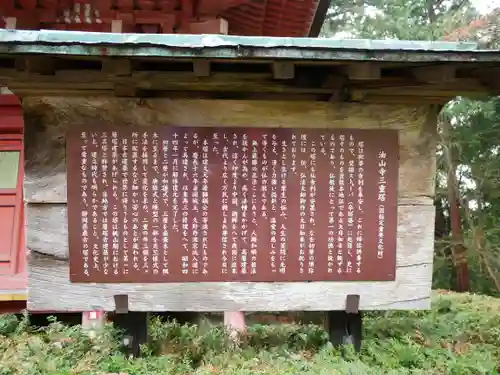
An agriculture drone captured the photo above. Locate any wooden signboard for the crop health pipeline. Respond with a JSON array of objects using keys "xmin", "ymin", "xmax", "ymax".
[{"xmin": 66, "ymin": 126, "xmax": 398, "ymax": 283}]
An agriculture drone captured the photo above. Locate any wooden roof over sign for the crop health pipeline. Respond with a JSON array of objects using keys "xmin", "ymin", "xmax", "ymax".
[{"xmin": 1, "ymin": 30, "xmax": 500, "ymax": 104}]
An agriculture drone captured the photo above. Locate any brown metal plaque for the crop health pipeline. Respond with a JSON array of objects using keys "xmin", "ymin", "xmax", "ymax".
[{"xmin": 67, "ymin": 126, "xmax": 399, "ymax": 283}]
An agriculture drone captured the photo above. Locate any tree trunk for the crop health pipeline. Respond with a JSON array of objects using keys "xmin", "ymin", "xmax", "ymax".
[
  {"xmin": 447, "ymin": 177, "xmax": 469, "ymax": 292},
  {"xmin": 440, "ymin": 113, "xmax": 470, "ymax": 292}
]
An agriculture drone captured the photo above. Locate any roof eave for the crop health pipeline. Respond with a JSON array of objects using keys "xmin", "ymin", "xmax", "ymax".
[{"xmin": 308, "ymin": 0, "xmax": 330, "ymax": 37}]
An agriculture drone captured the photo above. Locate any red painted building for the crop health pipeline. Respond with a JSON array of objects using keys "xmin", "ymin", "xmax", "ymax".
[
  {"xmin": 0, "ymin": 0, "xmax": 329, "ymax": 311},
  {"xmin": 0, "ymin": 92, "xmax": 27, "ymax": 311},
  {"xmin": 0, "ymin": 0, "xmax": 328, "ymax": 36}
]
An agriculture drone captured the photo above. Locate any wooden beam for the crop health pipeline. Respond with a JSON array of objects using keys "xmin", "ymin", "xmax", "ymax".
[
  {"xmin": 329, "ymin": 87, "xmax": 350, "ymax": 102},
  {"xmin": 0, "ymin": 66, "xmax": 490, "ymax": 102},
  {"xmin": 114, "ymin": 82, "xmax": 138, "ymax": 97},
  {"xmin": 351, "ymin": 94, "xmax": 450, "ymax": 105},
  {"xmin": 344, "ymin": 63, "xmax": 381, "ymax": 80},
  {"xmin": 467, "ymin": 67, "xmax": 500, "ymax": 94},
  {"xmin": 6, "ymin": 86, "xmax": 487, "ymax": 104},
  {"xmin": 188, "ymin": 18, "xmax": 228, "ymax": 34},
  {"xmin": 321, "ymin": 74, "xmax": 348, "ymax": 89},
  {"xmin": 15, "ymin": 56, "xmax": 56, "ymax": 75},
  {"xmin": 9, "ymin": 88, "xmax": 448, "ymax": 103},
  {"xmin": 321, "ymin": 74, "xmax": 349, "ymax": 101},
  {"xmin": 349, "ymin": 80, "xmax": 489, "ymax": 99},
  {"xmin": 413, "ymin": 65, "xmax": 456, "ymax": 83},
  {"xmin": 1, "ymin": 70, "xmax": 329, "ymax": 94},
  {"xmin": 4, "ymin": 17, "xmax": 16, "ymax": 30},
  {"xmin": 193, "ymin": 60, "xmax": 211, "ymax": 77},
  {"xmin": 11, "ymin": 88, "xmax": 112, "ymax": 97},
  {"xmin": 272, "ymin": 62, "xmax": 295, "ymax": 80},
  {"xmin": 102, "ymin": 59, "xmax": 132, "ymax": 76},
  {"xmin": 111, "ymin": 20, "xmax": 123, "ymax": 33}
]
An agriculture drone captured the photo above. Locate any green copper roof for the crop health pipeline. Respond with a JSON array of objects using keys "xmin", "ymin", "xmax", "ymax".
[{"xmin": 0, "ymin": 29, "xmax": 499, "ymax": 62}]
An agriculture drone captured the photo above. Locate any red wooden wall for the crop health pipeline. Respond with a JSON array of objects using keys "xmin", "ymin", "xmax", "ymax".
[{"xmin": 0, "ymin": 93, "xmax": 26, "ymax": 280}]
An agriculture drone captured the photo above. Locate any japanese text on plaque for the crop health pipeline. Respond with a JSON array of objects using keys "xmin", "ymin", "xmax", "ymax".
[{"xmin": 69, "ymin": 127, "xmax": 398, "ymax": 283}]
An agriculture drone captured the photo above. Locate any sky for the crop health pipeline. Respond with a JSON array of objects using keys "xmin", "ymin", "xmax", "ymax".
[{"xmin": 473, "ymin": 0, "xmax": 500, "ymax": 13}]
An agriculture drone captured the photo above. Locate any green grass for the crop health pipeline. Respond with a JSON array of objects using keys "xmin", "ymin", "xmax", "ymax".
[{"xmin": 0, "ymin": 291, "xmax": 499, "ymax": 374}]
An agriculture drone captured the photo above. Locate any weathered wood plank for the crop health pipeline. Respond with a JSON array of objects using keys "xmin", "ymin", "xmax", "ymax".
[
  {"xmin": 25, "ymin": 173, "xmax": 67, "ymax": 204},
  {"xmin": 23, "ymin": 99, "xmax": 437, "ymax": 202},
  {"xmin": 0, "ymin": 69, "xmax": 489, "ymax": 94},
  {"xmin": 24, "ymin": 98, "xmax": 437, "ymax": 312},
  {"xmin": 26, "ymin": 204, "xmax": 68, "ymax": 260},
  {"xmin": 27, "ymin": 204, "xmax": 434, "ymax": 311},
  {"xmin": 25, "ymin": 199, "xmax": 432, "ymax": 261},
  {"xmin": 14, "ymin": 89, "xmax": 457, "ymax": 103},
  {"xmin": 28, "ymin": 261, "xmax": 432, "ymax": 312},
  {"xmin": 343, "ymin": 63, "xmax": 381, "ymax": 80}
]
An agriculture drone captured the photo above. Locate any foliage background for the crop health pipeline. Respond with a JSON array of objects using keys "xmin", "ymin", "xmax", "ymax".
[
  {"xmin": 5, "ymin": 2, "xmax": 500, "ymax": 374},
  {"xmin": 0, "ymin": 292, "xmax": 499, "ymax": 374},
  {"xmin": 321, "ymin": 0, "xmax": 500, "ymax": 297}
]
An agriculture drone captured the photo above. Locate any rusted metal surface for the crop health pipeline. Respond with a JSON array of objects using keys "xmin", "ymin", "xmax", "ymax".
[
  {"xmin": 0, "ymin": 29, "xmax": 478, "ymax": 50},
  {"xmin": 1, "ymin": 30, "xmax": 496, "ymax": 65},
  {"xmin": 66, "ymin": 126, "xmax": 398, "ymax": 283}
]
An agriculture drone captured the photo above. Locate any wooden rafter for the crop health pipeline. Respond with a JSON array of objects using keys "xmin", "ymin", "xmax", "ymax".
[{"xmin": 1, "ymin": 54, "xmax": 497, "ymax": 104}]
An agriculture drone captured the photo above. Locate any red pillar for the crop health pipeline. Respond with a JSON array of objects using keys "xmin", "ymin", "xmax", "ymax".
[{"xmin": 0, "ymin": 89, "xmax": 27, "ymax": 301}]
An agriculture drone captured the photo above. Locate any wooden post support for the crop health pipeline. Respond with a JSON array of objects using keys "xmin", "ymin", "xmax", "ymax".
[
  {"xmin": 327, "ymin": 294, "xmax": 362, "ymax": 353},
  {"xmin": 112, "ymin": 294, "xmax": 148, "ymax": 358},
  {"xmin": 188, "ymin": 18, "xmax": 229, "ymax": 34},
  {"xmin": 81, "ymin": 310, "xmax": 105, "ymax": 338},
  {"xmin": 193, "ymin": 60, "xmax": 211, "ymax": 77},
  {"xmin": 345, "ymin": 294, "xmax": 360, "ymax": 314},
  {"xmin": 344, "ymin": 63, "xmax": 381, "ymax": 80},
  {"xmin": 5, "ymin": 17, "xmax": 17, "ymax": 30},
  {"xmin": 413, "ymin": 65, "xmax": 456, "ymax": 83},
  {"xmin": 111, "ymin": 20, "xmax": 123, "ymax": 33},
  {"xmin": 224, "ymin": 311, "xmax": 246, "ymax": 341},
  {"xmin": 272, "ymin": 62, "xmax": 295, "ymax": 80}
]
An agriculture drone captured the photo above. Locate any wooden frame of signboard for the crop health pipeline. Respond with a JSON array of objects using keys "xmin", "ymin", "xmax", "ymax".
[
  {"xmin": 24, "ymin": 98, "xmax": 436, "ymax": 312},
  {"xmin": 4, "ymin": 32, "xmax": 500, "ymax": 348}
]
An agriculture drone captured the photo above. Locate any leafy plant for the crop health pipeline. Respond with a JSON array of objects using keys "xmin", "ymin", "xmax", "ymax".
[{"xmin": 0, "ymin": 292, "xmax": 498, "ymax": 374}]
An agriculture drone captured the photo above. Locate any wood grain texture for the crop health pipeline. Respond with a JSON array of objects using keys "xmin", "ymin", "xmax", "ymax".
[
  {"xmin": 23, "ymin": 98, "xmax": 437, "ymax": 312},
  {"xmin": 27, "ymin": 204, "xmax": 434, "ymax": 311},
  {"xmin": 1, "ymin": 66, "xmax": 493, "ymax": 102},
  {"xmin": 26, "ymin": 205, "xmax": 68, "ymax": 260},
  {"xmin": 23, "ymin": 98, "xmax": 437, "ymax": 202},
  {"xmin": 26, "ymin": 198, "xmax": 430, "ymax": 260}
]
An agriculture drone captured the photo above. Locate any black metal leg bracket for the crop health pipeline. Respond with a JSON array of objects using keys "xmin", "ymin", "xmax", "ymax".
[
  {"xmin": 112, "ymin": 294, "xmax": 149, "ymax": 358},
  {"xmin": 327, "ymin": 294, "xmax": 362, "ymax": 353}
]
